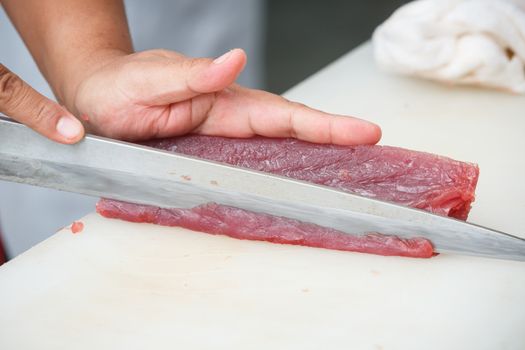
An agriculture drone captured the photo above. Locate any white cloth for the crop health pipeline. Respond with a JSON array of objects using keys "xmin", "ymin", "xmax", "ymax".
[
  {"xmin": 372, "ymin": 0, "xmax": 525, "ymax": 93},
  {"xmin": 0, "ymin": 0, "xmax": 264, "ymax": 258}
]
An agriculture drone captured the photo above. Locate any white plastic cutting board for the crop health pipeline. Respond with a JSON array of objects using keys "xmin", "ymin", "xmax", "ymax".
[{"xmin": 1, "ymin": 43, "xmax": 524, "ymax": 350}]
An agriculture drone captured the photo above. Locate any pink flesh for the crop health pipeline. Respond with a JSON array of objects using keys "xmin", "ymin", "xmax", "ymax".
[
  {"xmin": 97, "ymin": 136, "xmax": 479, "ymax": 258},
  {"xmin": 143, "ymin": 136, "xmax": 479, "ymax": 220},
  {"xmin": 97, "ymin": 201, "xmax": 435, "ymax": 258},
  {"xmin": 71, "ymin": 221, "xmax": 84, "ymax": 234}
]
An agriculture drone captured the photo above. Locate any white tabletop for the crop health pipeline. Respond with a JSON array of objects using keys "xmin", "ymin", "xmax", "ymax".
[{"xmin": 1, "ymin": 43, "xmax": 524, "ymax": 350}]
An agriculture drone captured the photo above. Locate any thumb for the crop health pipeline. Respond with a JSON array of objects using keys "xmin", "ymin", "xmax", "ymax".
[
  {"xmin": 130, "ymin": 48, "xmax": 247, "ymax": 106},
  {"xmin": 189, "ymin": 48, "xmax": 248, "ymax": 93},
  {"xmin": 0, "ymin": 64, "xmax": 84, "ymax": 144}
]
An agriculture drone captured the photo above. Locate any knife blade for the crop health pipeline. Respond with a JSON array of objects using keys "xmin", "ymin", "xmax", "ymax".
[{"xmin": 1, "ymin": 116, "xmax": 524, "ymax": 261}]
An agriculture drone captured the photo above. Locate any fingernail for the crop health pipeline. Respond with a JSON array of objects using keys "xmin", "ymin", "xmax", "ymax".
[
  {"xmin": 57, "ymin": 116, "xmax": 82, "ymax": 139},
  {"xmin": 213, "ymin": 50, "xmax": 233, "ymax": 64}
]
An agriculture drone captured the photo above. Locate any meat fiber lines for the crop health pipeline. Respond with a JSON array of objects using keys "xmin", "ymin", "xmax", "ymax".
[{"xmin": 97, "ymin": 136, "xmax": 479, "ymax": 258}]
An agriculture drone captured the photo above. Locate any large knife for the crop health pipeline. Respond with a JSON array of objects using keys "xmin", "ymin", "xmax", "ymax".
[{"xmin": 1, "ymin": 116, "xmax": 524, "ymax": 261}]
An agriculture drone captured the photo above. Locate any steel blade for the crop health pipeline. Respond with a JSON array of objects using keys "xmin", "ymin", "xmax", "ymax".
[{"xmin": 1, "ymin": 116, "xmax": 524, "ymax": 261}]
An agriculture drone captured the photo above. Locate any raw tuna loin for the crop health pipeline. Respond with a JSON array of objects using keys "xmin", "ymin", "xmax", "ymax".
[{"xmin": 97, "ymin": 136, "xmax": 479, "ymax": 258}]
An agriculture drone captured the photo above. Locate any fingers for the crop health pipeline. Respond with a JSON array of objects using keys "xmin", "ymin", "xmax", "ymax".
[
  {"xmin": 280, "ymin": 101, "xmax": 382, "ymax": 145},
  {"xmin": 196, "ymin": 86, "xmax": 382, "ymax": 146},
  {"xmin": 127, "ymin": 48, "xmax": 247, "ymax": 106},
  {"xmin": 0, "ymin": 64, "xmax": 84, "ymax": 144}
]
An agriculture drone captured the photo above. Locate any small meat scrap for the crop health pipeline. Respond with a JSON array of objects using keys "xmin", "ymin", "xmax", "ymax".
[
  {"xmin": 97, "ymin": 136, "xmax": 480, "ymax": 258},
  {"xmin": 71, "ymin": 221, "xmax": 84, "ymax": 234}
]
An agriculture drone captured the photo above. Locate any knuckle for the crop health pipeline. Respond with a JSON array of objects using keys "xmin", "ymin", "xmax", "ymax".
[
  {"xmin": 32, "ymin": 101, "xmax": 58, "ymax": 125},
  {"xmin": 181, "ymin": 58, "xmax": 194, "ymax": 72},
  {"xmin": 184, "ymin": 57, "xmax": 204, "ymax": 72},
  {"xmin": 135, "ymin": 49, "xmax": 181, "ymax": 62},
  {"xmin": 148, "ymin": 49, "xmax": 173, "ymax": 58},
  {"xmin": 137, "ymin": 49, "xmax": 170, "ymax": 58},
  {"xmin": 0, "ymin": 64, "xmax": 26, "ymax": 108},
  {"xmin": 0, "ymin": 64, "xmax": 60, "ymax": 128}
]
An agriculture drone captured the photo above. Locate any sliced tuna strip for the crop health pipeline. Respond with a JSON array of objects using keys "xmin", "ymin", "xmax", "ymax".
[
  {"xmin": 97, "ymin": 201, "xmax": 435, "ymax": 258},
  {"xmin": 97, "ymin": 136, "xmax": 479, "ymax": 258}
]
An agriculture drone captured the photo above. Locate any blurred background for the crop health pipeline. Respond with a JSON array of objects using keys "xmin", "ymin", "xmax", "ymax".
[
  {"xmin": 266, "ymin": 0, "xmax": 409, "ymax": 93},
  {"xmin": 0, "ymin": 0, "xmax": 408, "ymax": 261}
]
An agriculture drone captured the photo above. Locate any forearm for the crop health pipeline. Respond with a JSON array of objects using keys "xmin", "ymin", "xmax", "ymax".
[{"xmin": 2, "ymin": 0, "xmax": 133, "ymax": 110}]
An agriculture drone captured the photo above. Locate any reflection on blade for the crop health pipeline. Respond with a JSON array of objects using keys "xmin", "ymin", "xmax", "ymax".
[{"xmin": 0, "ymin": 116, "xmax": 524, "ymax": 261}]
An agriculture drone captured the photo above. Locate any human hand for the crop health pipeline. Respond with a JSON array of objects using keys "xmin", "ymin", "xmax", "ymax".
[
  {"xmin": 0, "ymin": 63, "xmax": 84, "ymax": 144},
  {"xmin": 67, "ymin": 49, "xmax": 381, "ymax": 145}
]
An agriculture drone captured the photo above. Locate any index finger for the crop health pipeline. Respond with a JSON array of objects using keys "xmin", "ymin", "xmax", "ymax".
[{"xmin": 0, "ymin": 63, "xmax": 84, "ymax": 144}]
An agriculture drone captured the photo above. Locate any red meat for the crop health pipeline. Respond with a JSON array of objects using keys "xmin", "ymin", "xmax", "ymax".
[
  {"xmin": 97, "ymin": 136, "xmax": 479, "ymax": 258},
  {"xmin": 143, "ymin": 136, "xmax": 479, "ymax": 219},
  {"xmin": 71, "ymin": 221, "xmax": 84, "ymax": 234},
  {"xmin": 96, "ymin": 201, "xmax": 434, "ymax": 258}
]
